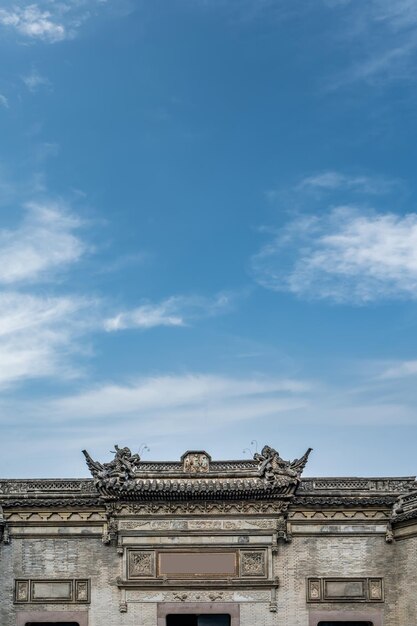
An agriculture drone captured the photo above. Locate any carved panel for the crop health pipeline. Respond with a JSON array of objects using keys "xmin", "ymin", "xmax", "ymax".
[
  {"xmin": 128, "ymin": 550, "xmax": 156, "ymax": 578},
  {"xmin": 14, "ymin": 579, "xmax": 90, "ymax": 604},
  {"xmin": 125, "ymin": 549, "xmax": 271, "ymax": 581},
  {"xmin": 182, "ymin": 452, "xmax": 210, "ymax": 473},
  {"xmin": 159, "ymin": 551, "xmax": 237, "ymax": 577},
  {"xmin": 369, "ymin": 578, "xmax": 384, "ymax": 601},
  {"xmin": 239, "ymin": 551, "xmax": 266, "ymax": 577},
  {"xmin": 75, "ymin": 580, "xmax": 90, "ymax": 602},
  {"xmin": 307, "ymin": 577, "xmax": 384, "ymax": 603},
  {"xmin": 15, "ymin": 580, "xmax": 29, "ymax": 603},
  {"xmin": 32, "ymin": 580, "xmax": 72, "ymax": 601}
]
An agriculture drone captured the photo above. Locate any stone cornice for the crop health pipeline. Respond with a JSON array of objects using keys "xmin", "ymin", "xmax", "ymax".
[{"xmin": 0, "ymin": 476, "xmax": 415, "ymax": 509}]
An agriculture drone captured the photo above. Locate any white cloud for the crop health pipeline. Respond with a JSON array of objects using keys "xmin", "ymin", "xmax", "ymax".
[
  {"xmin": 0, "ymin": 94, "xmax": 9, "ymax": 109},
  {"xmin": 22, "ymin": 68, "xmax": 51, "ymax": 92},
  {"xmin": 104, "ymin": 293, "xmax": 233, "ymax": 331},
  {"xmin": 0, "ymin": 0, "xmax": 125, "ymax": 44},
  {"xmin": 0, "ymin": 202, "xmax": 85, "ymax": 284},
  {"xmin": 379, "ymin": 360, "xmax": 417, "ymax": 380},
  {"xmin": 252, "ymin": 207, "xmax": 417, "ymax": 303},
  {"xmin": 0, "ymin": 291, "xmax": 94, "ymax": 387},
  {"xmin": 42, "ymin": 374, "xmax": 312, "ymax": 432},
  {"xmin": 0, "ymin": 4, "xmax": 67, "ymax": 42},
  {"xmin": 299, "ymin": 171, "xmax": 399, "ymax": 195},
  {"xmin": 325, "ymin": 0, "xmax": 417, "ymax": 86}
]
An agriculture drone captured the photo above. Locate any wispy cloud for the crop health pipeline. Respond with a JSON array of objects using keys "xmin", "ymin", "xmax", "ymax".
[
  {"xmin": 298, "ymin": 171, "xmax": 400, "ymax": 195},
  {"xmin": 0, "ymin": 4, "xmax": 67, "ymax": 43},
  {"xmin": 325, "ymin": 0, "xmax": 417, "ymax": 86},
  {"xmin": 104, "ymin": 293, "xmax": 233, "ymax": 331},
  {"xmin": 0, "ymin": 292, "xmax": 94, "ymax": 387},
  {"xmin": 0, "ymin": 202, "xmax": 86, "ymax": 284},
  {"xmin": 379, "ymin": 360, "xmax": 417, "ymax": 380},
  {"xmin": 0, "ymin": 0, "xmax": 115, "ymax": 43},
  {"xmin": 0, "ymin": 201, "xmax": 95, "ymax": 386},
  {"xmin": 22, "ymin": 68, "xmax": 51, "ymax": 92},
  {"xmin": 0, "ymin": 94, "xmax": 9, "ymax": 109},
  {"xmin": 41, "ymin": 374, "xmax": 312, "ymax": 430},
  {"xmin": 252, "ymin": 207, "xmax": 417, "ymax": 303}
]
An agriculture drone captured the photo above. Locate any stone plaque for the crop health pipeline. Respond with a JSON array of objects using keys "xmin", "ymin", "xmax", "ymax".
[
  {"xmin": 14, "ymin": 579, "xmax": 90, "ymax": 604},
  {"xmin": 324, "ymin": 580, "xmax": 365, "ymax": 599},
  {"xmin": 182, "ymin": 452, "xmax": 210, "ymax": 473},
  {"xmin": 307, "ymin": 578, "xmax": 384, "ymax": 603},
  {"xmin": 159, "ymin": 551, "xmax": 236, "ymax": 576},
  {"xmin": 32, "ymin": 581, "xmax": 73, "ymax": 601}
]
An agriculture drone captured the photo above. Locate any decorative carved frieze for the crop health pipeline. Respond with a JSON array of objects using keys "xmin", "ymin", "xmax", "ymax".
[
  {"xmin": 290, "ymin": 509, "xmax": 390, "ymax": 520},
  {"xmin": 119, "ymin": 517, "xmax": 277, "ymax": 531},
  {"xmin": 4, "ymin": 510, "xmax": 106, "ymax": 523},
  {"xmin": 299, "ymin": 477, "xmax": 416, "ymax": 493},
  {"xmin": 293, "ymin": 496, "xmax": 398, "ymax": 507},
  {"xmin": 108, "ymin": 500, "xmax": 290, "ymax": 516},
  {"xmin": 307, "ymin": 577, "xmax": 384, "ymax": 603}
]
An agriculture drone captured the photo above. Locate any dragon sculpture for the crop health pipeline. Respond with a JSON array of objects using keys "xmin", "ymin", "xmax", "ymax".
[
  {"xmin": 82, "ymin": 445, "xmax": 141, "ymax": 490},
  {"xmin": 254, "ymin": 445, "xmax": 312, "ymax": 487}
]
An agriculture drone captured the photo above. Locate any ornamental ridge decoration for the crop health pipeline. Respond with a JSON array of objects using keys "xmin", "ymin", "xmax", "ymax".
[{"xmin": 82, "ymin": 444, "xmax": 312, "ymax": 502}]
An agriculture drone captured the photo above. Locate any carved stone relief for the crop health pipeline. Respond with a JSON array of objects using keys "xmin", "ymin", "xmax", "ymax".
[
  {"xmin": 128, "ymin": 550, "xmax": 156, "ymax": 578},
  {"xmin": 14, "ymin": 579, "xmax": 90, "ymax": 604},
  {"xmin": 240, "ymin": 551, "xmax": 266, "ymax": 577},
  {"xmin": 307, "ymin": 577, "xmax": 384, "ymax": 603},
  {"xmin": 182, "ymin": 452, "xmax": 210, "ymax": 473}
]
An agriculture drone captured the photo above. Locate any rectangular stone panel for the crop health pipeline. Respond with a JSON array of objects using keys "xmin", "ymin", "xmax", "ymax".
[
  {"xmin": 307, "ymin": 578, "xmax": 384, "ymax": 603},
  {"xmin": 32, "ymin": 581, "xmax": 73, "ymax": 601},
  {"xmin": 158, "ymin": 552, "xmax": 237, "ymax": 576},
  {"xmin": 324, "ymin": 580, "xmax": 365, "ymax": 599},
  {"xmin": 14, "ymin": 579, "xmax": 90, "ymax": 604}
]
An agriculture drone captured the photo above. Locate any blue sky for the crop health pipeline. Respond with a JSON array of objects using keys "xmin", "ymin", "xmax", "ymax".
[{"xmin": 1, "ymin": 0, "xmax": 417, "ymax": 477}]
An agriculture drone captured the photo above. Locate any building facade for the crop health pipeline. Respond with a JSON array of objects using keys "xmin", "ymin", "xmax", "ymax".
[{"xmin": 1, "ymin": 444, "xmax": 417, "ymax": 626}]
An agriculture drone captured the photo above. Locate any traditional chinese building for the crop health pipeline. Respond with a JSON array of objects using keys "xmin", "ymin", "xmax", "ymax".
[{"xmin": 1, "ymin": 444, "xmax": 417, "ymax": 626}]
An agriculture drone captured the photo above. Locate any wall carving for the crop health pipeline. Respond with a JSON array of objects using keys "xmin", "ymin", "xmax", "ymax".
[
  {"xmin": 119, "ymin": 518, "xmax": 277, "ymax": 531},
  {"xmin": 307, "ymin": 577, "xmax": 384, "ymax": 603},
  {"xmin": 290, "ymin": 509, "xmax": 390, "ymax": 520},
  {"xmin": 109, "ymin": 501, "xmax": 289, "ymax": 516},
  {"xmin": 240, "ymin": 551, "xmax": 266, "ymax": 577},
  {"xmin": 299, "ymin": 477, "xmax": 416, "ymax": 492},
  {"xmin": 5, "ymin": 510, "xmax": 105, "ymax": 523},
  {"xmin": 14, "ymin": 579, "xmax": 90, "ymax": 604},
  {"xmin": 182, "ymin": 451, "xmax": 210, "ymax": 473},
  {"xmin": 128, "ymin": 551, "xmax": 156, "ymax": 578},
  {"xmin": 294, "ymin": 496, "xmax": 397, "ymax": 507},
  {"xmin": 125, "ymin": 548, "xmax": 270, "ymax": 583}
]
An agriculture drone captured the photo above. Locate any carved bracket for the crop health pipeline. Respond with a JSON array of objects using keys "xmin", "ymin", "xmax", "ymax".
[
  {"xmin": 102, "ymin": 509, "xmax": 118, "ymax": 546},
  {"xmin": 0, "ymin": 506, "xmax": 10, "ymax": 545},
  {"xmin": 276, "ymin": 514, "xmax": 292, "ymax": 544}
]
